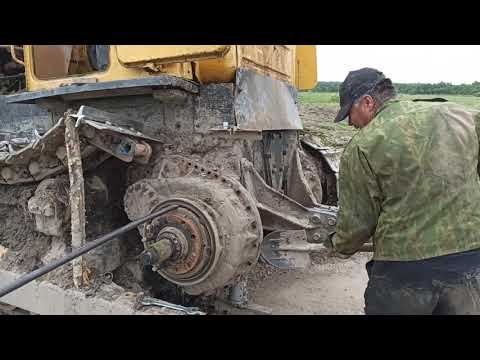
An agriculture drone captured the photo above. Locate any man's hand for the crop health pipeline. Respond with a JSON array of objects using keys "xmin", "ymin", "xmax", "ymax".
[
  {"xmin": 323, "ymin": 232, "xmax": 335, "ymax": 251},
  {"xmin": 325, "ymin": 233, "xmax": 352, "ymax": 259}
]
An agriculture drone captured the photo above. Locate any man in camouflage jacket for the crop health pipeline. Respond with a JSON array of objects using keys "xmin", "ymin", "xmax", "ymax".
[{"xmin": 327, "ymin": 67, "xmax": 480, "ymax": 314}]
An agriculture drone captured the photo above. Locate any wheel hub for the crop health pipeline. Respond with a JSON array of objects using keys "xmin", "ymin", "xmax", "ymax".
[
  {"xmin": 141, "ymin": 200, "xmax": 218, "ymax": 286},
  {"xmin": 123, "ymin": 163, "xmax": 263, "ymax": 295}
]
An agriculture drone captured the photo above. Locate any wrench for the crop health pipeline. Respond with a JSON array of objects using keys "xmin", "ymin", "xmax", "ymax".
[{"xmin": 138, "ymin": 296, "xmax": 204, "ymax": 315}]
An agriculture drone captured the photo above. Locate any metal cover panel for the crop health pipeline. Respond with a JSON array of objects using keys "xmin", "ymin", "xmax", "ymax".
[{"xmin": 234, "ymin": 68, "xmax": 302, "ymax": 131}]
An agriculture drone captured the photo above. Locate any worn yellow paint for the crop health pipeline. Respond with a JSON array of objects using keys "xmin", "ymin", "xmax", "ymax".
[
  {"xmin": 193, "ymin": 46, "xmax": 237, "ymax": 84},
  {"xmin": 237, "ymin": 45, "xmax": 295, "ymax": 83},
  {"xmin": 295, "ymin": 45, "xmax": 317, "ymax": 90},
  {"xmin": 117, "ymin": 45, "xmax": 230, "ymax": 66},
  {"xmin": 23, "ymin": 45, "xmax": 317, "ymax": 92}
]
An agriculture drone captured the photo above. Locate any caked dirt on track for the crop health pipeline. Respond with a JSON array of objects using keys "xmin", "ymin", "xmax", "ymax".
[{"xmin": 247, "ymin": 103, "xmax": 369, "ymax": 315}]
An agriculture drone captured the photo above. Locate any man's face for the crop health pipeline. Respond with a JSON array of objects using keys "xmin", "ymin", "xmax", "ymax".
[{"xmin": 348, "ymin": 95, "xmax": 377, "ymax": 129}]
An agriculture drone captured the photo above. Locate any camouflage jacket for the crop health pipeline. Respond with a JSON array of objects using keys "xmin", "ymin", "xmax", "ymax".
[{"xmin": 332, "ymin": 99, "xmax": 480, "ymax": 261}]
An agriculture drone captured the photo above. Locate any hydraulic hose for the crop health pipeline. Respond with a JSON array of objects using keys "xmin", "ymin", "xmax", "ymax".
[{"xmin": 0, "ymin": 205, "xmax": 179, "ymax": 298}]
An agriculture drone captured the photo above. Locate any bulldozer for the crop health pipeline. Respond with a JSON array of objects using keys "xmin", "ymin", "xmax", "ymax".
[{"xmin": 0, "ymin": 45, "xmax": 342, "ymax": 315}]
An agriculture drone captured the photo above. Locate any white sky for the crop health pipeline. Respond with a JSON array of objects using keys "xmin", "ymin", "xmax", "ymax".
[{"xmin": 316, "ymin": 45, "xmax": 480, "ymax": 84}]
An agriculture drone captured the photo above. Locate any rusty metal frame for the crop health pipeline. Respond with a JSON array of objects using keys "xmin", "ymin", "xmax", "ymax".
[{"xmin": 240, "ymin": 158, "xmax": 337, "ymax": 243}]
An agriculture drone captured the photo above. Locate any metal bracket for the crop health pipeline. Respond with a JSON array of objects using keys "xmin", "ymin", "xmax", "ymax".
[
  {"xmin": 240, "ymin": 158, "xmax": 337, "ymax": 243},
  {"xmin": 71, "ymin": 106, "xmax": 161, "ymax": 163},
  {"xmin": 261, "ymin": 230, "xmax": 374, "ymax": 270}
]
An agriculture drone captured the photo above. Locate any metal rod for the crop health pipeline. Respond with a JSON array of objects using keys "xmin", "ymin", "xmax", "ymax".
[
  {"xmin": 65, "ymin": 115, "xmax": 87, "ymax": 288},
  {"xmin": 0, "ymin": 205, "xmax": 179, "ymax": 298},
  {"xmin": 276, "ymin": 243, "xmax": 374, "ymax": 253},
  {"xmin": 9, "ymin": 45, "xmax": 24, "ymax": 66}
]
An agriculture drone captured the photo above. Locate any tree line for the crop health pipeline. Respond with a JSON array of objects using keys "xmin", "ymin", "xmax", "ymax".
[{"xmin": 313, "ymin": 81, "xmax": 480, "ymax": 96}]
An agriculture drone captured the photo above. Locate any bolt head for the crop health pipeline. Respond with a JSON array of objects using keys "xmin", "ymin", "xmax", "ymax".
[
  {"xmin": 312, "ymin": 233, "xmax": 321, "ymax": 241},
  {"xmin": 310, "ymin": 214, "xmax": 322, "ymax": 224},
  {"xmin": 328, "ymin": 218, "xmax": 336, "ymax": 226}
]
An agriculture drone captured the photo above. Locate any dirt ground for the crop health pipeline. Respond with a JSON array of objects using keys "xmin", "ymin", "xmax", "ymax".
[
  {"xmin": 299, "ymin": 104, "xmax": 358, "ymax": 148},
  {"xmin": 244, "ymin": 104, "xmax": 369, "ymax": 315},
  {"xmin": 248, "ymin": 253, "xmax": 371, "ymax": 315}
]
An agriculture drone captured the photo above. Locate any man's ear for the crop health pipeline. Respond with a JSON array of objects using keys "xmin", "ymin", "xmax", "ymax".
[{"xmin": 365, "ymin": 95, "xmax": 376, "ymax": 112}]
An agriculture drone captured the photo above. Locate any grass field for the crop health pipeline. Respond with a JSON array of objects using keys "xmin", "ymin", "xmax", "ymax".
[
  {"xmin": 298, "ymin": 91, "xmax": 480, "ymax": 148},
  {"xmin": 298, "ymin": 92, "xmax": 480, "ymax": 109}
]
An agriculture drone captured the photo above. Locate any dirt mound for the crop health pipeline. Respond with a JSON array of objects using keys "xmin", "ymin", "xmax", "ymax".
[
  {"xmin": 299, "ymin": 104, "xmax": 358, "ymax": 148},
  {"xmin": 300, "ymin": 104, "xmax": 339, "ymax": 123}
]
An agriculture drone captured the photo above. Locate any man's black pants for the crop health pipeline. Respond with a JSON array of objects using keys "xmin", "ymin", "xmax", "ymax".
[{"xmin": 364, "ymin": 248, "xmax": 480, "ymax": 315}]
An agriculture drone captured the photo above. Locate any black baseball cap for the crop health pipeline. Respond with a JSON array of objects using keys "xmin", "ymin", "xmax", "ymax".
[{"xmin": 334, "ymin": 68, "xmax": 388, "ymax": 123}]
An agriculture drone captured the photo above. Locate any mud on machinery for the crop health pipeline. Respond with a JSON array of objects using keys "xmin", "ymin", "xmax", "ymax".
[{"xmin": 0, "ymin": 45, "xmax": 352, "ymax": 315}]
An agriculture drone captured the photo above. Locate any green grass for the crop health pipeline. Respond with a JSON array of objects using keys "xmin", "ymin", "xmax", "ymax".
[
  {"xmin": 299, "ymin": 91, "xmax": 480, "ymax": 148},
  {"xmin": 398, "ymin": 94, "xmax": 480, "ymax": 109},
  {"xmin": 298, "ymin": 92, "xmax": 339, "ymax": 106},
  {"xmin": 298, "ymin": 91, "xmax": 480, "ymax": 110}
]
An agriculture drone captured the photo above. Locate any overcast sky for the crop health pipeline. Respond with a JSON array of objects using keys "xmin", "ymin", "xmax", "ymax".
[{"xmin": 316, "ymin": 46, "xmax": 480, "ymax": 84}]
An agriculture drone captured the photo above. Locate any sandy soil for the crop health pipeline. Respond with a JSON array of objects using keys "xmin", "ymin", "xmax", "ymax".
[{"xmin": 248, "ymin": 253, "xmax": 371, "ymax": 315}]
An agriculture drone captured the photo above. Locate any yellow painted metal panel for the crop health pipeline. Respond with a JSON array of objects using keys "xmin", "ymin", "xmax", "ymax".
[
  {"xmin": 193, "ymin": 46, "xmax": 237, "ymax": 84},
  {"xmin": 116, "ymin": 45, "xmax": 230, "ymax": 66},
  {"xmin": 23, "ymin": 45, "xmax": 317, "ymax": 92},
  {"xmin": 295, "ymin": 45, "xmax": 317, "ymax": 90},
  {"xmin": 237, "ymin": 45, "xmax": 295, "ymax": 83}
]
